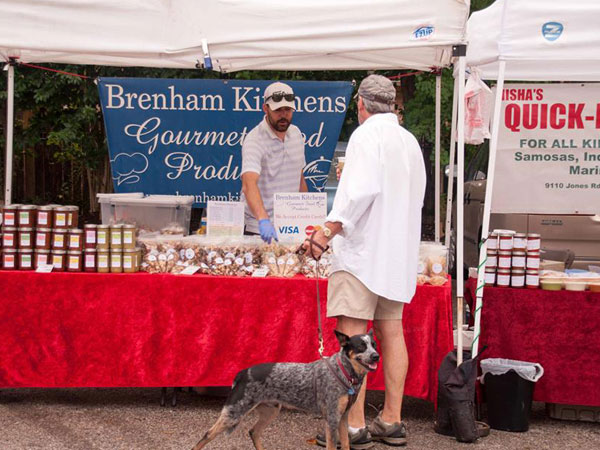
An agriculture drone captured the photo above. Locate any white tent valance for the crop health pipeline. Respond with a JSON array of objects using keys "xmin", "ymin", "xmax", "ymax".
[
  {"xmin": 466, "ymin": 0, "xmax": 600, "ymax": 81},
  {"xmin": 1, "ymin": 0, "xmax": 468, "ymax": 71}
]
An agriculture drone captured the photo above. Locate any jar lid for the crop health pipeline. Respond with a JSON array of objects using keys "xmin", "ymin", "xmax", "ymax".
[
  {"xmin": 110, "ymin": 251, "xmax": 122, "ymax": 255},
  {"xmin": 512, "ymin": 250, "xmax": 526, "ymax": 255},
  {"xmin": 498, "ymin": 233, "xmax": 514, "ymax": 238},
  {"xmin": 486, "ymin": 249, "xmax": 498, "ymax": 254},
  {"xmin": 3, "ymin": 248, "xmax": 17, "ymax": 253},
  {"xmin": 514, "ymin": 233, "xmax": 527, "ymax": 238},
  {"xmin": 52, "ymin": 228, "xmax": 68, "ymax": 233},
  {"xmin": 498, "ymin": 250, "xmax": 512, "ymax": 255},
  {"xmin": 84, "ymin": 224, "xmax": 98, "ymax": 229},
  {"xmin": 2, "ymin": 226, "xmax": 17, "ymax": 231},
  {"xmin": 2, "ymin": 204, "xmax": 21, "ymax": 210},
  {"xmin": 53, "ymin": 206, "xmax": 70, "ymax": 212},
  {"xmin": 110, "ymin": 224, "xmax": 124, "ymax": 230},
  {"xmin": 67, "ymin": 250, "xmax": 82, "ymax": 255},
  {"xmin": 18, "ymin": 227, "xmax": 34, "ymax": 232},
  {"xmin": 489, "ymin": 232, "xmax": 498, "ymax": 237},
  {"xmin": 97, "ymin": 249, "xmax": 110, "ymax": 253},
  {"xmin": 18, "ymin": 249, "xmax": 33, "ymax": 254},
  {"xmin": 17, "ymin": 204, "xmax": 38, "ymax": 210},
  {"xmin": 97, "ymin": 224, "xmax": 110, "ymax": 230},
  {"xmin": 36, "ymin": 227, "xmax": 52, "ymax": 232},
  {"xmin": 527, "ymin": 250, "xmax": 540, "ymax": 255},
  {"xmin": 123, "ymin": 248, "xmax": 137, "ymax": 253},
  {"xmin": 84, "ymin": 248, "xmax": 97, "ymax": 253},
  {"xmin": 512, "ymin": 268, "xmax": 526, "ymax": 274},
  {"xmin": 497, "ymin": 268, "xmax": 511, "ymax": 274},
  {"xmin": 526, "ymin": 268, "xmax": 539, "ymax": 273},
  {"xmin": 34, "ymin": 249, "xmax": 51, "ymax": 254},
  {"xmin": 47, "ymin": 204, "xmax": 62, "ymax": 208},
  {"xmin": 37, "ymin": 205, "xmax": 55, "ymax": 211},
  {"xmin": 68, "ymin": 228, "xmax": 84, "ymax": 234},
  {"xmin": 65, "ymin": 205, "xmax": 79, "ymax": 211},
  {"xmin": 484, "ymin": 267, "xmax": 496, "ymax": 272},
  {"xmin": 527, "ymin": 233, "xmax": 541, "ymax": 238},
  {"xmin": 51, "ymin": 250, "xmax": 67, "ymax": 255},
  {"xmin": 122, "ymin": 224, "xmax": 136, "ymax": 230}
]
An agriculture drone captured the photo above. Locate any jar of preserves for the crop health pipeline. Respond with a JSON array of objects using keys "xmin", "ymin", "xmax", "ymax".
[
  {"xmin": 497, "ymin": 250, "xmax": 512, "ymax": 269},
  {"xmin": 96, "ymin": 225, "xmax": 110, "ymax": 250},
  {"xmin": 496, "ymin": 268, "xmax": 511, "ymax": 287},
  {"xmin": 97, "ymin": 249, "xmax": 110, "ymax": 273},
  {"xmin": 51, "ymin": 250, "xmax": 67, "ymax": 272},
  {"xmin": 17, "ymin": 205, "xmax": 37, "ymax": 227},
  {"xmin": 2, "ymin": 226, "xmax": 17, "ymax": 249},
  {"xmin": 67, "ymin": 229, "xmax": 84, "ymax": 251},
  {"xmin": 527, "ymin": 233, "xmax": 541, "ymax": 252},
  {"xmin": 83, "ymin": 248, "xmax": 97, "ymax": 272},
  {"xmin": 2, "ymin": 248, "xmax": 17, "ymax": 269},
  {"xmin": 2, "ymin": 204, "xmax": 19, "ymax": 227},
  {"xmin": 35, "ymin": 228, "xmax": 51, "ymax": 249},
  {"xmin": 65, "ymin": 205, "xmax": 79, "ymax": 228},
  {"xmin": 486, "ymin": 250, "xmax": 498, "ymax": 268},
  {"xmin": 526, "ymin": 269, "xmax": 540, "ymax": 289},
  {"xmin": 18, "ymin": 249, "xmax": 34, "ymax": 270},
  {"xmin": 34, "ymin": 249, "xmax": 51, "ymax": 269},
  {"xmin": 123, "ymin": 248, "xmax": 137, "ymax": 273},
  {"xmin": 36, "ymin": 205, "xmax": 54, "ymax": 228},
  {"xmin": 53, "ymin": 206, "xmax": 69, "ymax": 229},
  {"xmin": 512, "ymin": 250, "xmax": 526, "ymax": 269},
  {"xmin": 526, "ymin": 251, "xmax": 540, "ymax": 269},
  {"xmin": 18, "ymin": 227, "xmax": 34, "ymax": 249},
  {"xmin": 52, "ymin": 229, "xmax": 68, "ymax": 249},
  {"xmin": 484, "ymin": 267, "xmax": 496, "ymax": 287},
  {"xmin": 84, "ymin": 224, "xmax": 97, "ymax": 249},
  {"xmin": 498, "ymin": 232, "xmax": 514, "ymax": 251},
  {"xmin": 110, "ymin": 251, "xmax": 123, "ymax": 273},
  {"xmin": 513, "ymin": 233, "xmax": 527, "ymax": 251},
  {"xmin": 487, "ymin": 232, "xmax": 499, "ymax": 251},
  {"xmin": 67, "ymin": 250, "xmax": 82, "ymax": 272},
  {"xmin": 511, "ymin": 268, "xmax": 525, "ymax": 288},
  {"xmin": 110, "ymin": 224, "xmax": 123, "ymax": 250},
  {"xmin": 122, "ymin": 224, "xmax": 137, "ymax": 250}
]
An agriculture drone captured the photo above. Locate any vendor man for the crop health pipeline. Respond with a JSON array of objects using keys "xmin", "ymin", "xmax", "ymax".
[{"xmin": 241, "ymin": 82, "xmax": 308, "ymax": 243}]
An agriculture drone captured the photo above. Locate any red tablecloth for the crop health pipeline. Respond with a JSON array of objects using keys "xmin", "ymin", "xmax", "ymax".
[
  {"xmin": 466, "ymin": 278, "xmax": 600, "ymax": 406},
  {"xmin": 0, "ymin": 272, "xmax": 452, "ymax": 403}
]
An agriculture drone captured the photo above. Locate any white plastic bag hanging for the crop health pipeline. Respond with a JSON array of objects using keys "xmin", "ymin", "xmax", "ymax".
[
  {"xmin": 480, "ymin": 358, "xmax": 544, "ymax": 383},
  {"xmin": 464, "ymin": 68, "xmax": 492, "ymax": 145}
]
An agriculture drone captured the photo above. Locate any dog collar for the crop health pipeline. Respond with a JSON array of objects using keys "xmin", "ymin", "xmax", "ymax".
[
  {"xmin": 337, "ymin": 357, "xmax": 359, "ymax": 387},
  {"xmin": 323, "ymin": 355, "xmax": 359, "ymax": 396}
]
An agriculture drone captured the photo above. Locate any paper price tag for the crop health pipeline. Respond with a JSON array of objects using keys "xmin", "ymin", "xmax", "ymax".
[
  {"xmin": 252, "ymin": 267, "xmax": 269, "ymax": 278},
  {"xmin": 179, "ymin": 265, "xmax": 201, "ymax": 275},
  {"xmin": 36, "ymin": 264, "xmax": 54, "ymax": 273}
]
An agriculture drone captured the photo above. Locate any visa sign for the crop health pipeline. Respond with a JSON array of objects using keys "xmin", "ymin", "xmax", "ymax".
[{"xmin": 273, "ymin": 193, "xmax": 327, "ymax": 243}]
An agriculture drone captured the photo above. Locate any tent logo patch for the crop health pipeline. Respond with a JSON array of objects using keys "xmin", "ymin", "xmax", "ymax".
[
  {"xmin": 412, "ymin": 26, "xmax": 435, "ymax": 41},
  {"xmin": 542, "ymin": 22, "xmax": 563, "ymax": 41}
]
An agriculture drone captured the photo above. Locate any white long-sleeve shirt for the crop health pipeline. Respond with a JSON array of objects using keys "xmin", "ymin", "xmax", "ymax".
[{"xmin": 327, "ymin": 113, "xmax": 426, "ymax": 303}]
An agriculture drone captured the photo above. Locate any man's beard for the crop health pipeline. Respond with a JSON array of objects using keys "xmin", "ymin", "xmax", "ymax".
[{"xmin": 268, "ymin": 115, "xmax": 291, "ymax": 132}]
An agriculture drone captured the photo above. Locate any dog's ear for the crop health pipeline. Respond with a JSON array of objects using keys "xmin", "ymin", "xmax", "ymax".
[{"xmin": 334, "ymin": 330, "xmax": 350, "ymax": 348}]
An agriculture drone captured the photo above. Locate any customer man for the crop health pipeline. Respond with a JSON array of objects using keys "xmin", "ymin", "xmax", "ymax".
[
  {"xmin": 303, "ymin": 74, "xmax": 426, "ymax": 448},
  {"xmin": 241, "ymin": 81, "xmax": 308, "ymax": 243}
]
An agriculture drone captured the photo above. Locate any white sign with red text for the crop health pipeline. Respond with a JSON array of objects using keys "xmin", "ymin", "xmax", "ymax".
[
  {"xmin": 273, "ymin": 193, "xmax": 327, "ymax": 242},
  {"xmin": 493, "ymin": 83, "xmax": 600, "ymax": 214}
]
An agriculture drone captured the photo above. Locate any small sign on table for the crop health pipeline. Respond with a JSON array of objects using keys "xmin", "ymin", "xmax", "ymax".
[{"xmin": 273, "ymin": 192, "xmax": 327, "ymax": 242}]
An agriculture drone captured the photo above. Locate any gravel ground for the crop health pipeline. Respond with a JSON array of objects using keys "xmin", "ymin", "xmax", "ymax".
[{"xmin": 1, "ymin": 387, "xmax": 598, "ymax": 450}]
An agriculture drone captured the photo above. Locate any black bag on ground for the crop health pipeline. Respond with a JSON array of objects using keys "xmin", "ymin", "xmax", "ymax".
[{"xmin": 434, "ymin": 349, "xmax": 489, "ymax": 443}]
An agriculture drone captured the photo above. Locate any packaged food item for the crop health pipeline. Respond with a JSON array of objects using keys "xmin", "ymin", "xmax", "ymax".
[
  {"xmin": 123, "ymin": 248, "xmax": 138, "ymax": 273},
  {"xmin": 498, "ymin": 232, "xmax": 514, "ymax": 251},
  {"xmin": 513, "ymin": 233, "xmax": 527, "ymax": 250},
  {"xmin": 511, "ymin": 268, "xmax": 525, "ymax": 288},
  {"xmin": 65, "ymin": 205, "xmax": 79, "ymax": 228},
  {"xmin": 97, "ymin": 250, "xmax": 110, "ymax": 273},
  {"xmin": 53, "ymin": 206, "xmax": 69, "ymax": 229},
  {"xmin": 487, "ymin": 232, "xmax": 498, "ymax": 250},
  {"xmin": 2, "ymin": 227, "xmax": 17, "ymax": 249},
  {"xmin": 511, "ymin": 250, "xmax": 526, "ymax": 269},
  {"xmin": 122, "ymin": 224, "xmax": 137, "ymax": 249},
  {"xmin": 110, "ymin": 224, "xmax": 123, "ymax": 250},
  {"xmin": 110, "ymin": 251, "xmax": 123, "ymax": 273},
  {"xmin": 35, "ymin": 228, "xmax": 52, "ymax": 249},
  {"xmin": 526, "ymin": 251, "xmax": 540, "ymax": 269},
  {"xmin": 34, "ymin": 249, "xmax": 51, "ymax": 269},
  {"xmin": 18, "ymin": 249, "xmax": 33, "ymax": 270},
  {"xmin": 68, "ymin": 229, "xmax": 84, "ymax": 251},
  {"xmin": 496, "ymin": 268, "xmax": 510, "ymax": 287},
  {"xmin": 485, "ymin": 267, "xmax": 496, "ymax": 286},
  {"xmin": 36, "ymin": 205, "xmax": 54, "ymax": 227},
  {"xmin": 527, "ymin": 233, "xmax": 541, "ymax": 252},
  {"xmin": 420, "ymin": 242, "xmax": 448, "ymax": 280},
  {"xmin": 2, "ymin": 205, "xmax": 18, "ymax": 227},
  {"xmin": 2, "ymin": 248, "xmax": 17, "ymax": 269},
  {"xmin": 67, "ymin": 251, "xmax": 82, "ymax": 272},
  {"xmin": 17, "ymin": 205, "xmax": 37, "ymax": 227},
  {"xmin": 51, "ymin": 250, "xmax": 67, "ymax": 272},
  {"xmin": 96, "ymin": 225, "xmax": 110, "ymax": 250},
  {"xmin": 526, "ymin": 269, "xmax": 539, "ymax": 289},
  {"xmin": 84, "ymin": 224, "xmax": 97, "ymax": 248},
  {"xmin": 84, "ymin": 248, "xmax": 97, "ymax": 272}
]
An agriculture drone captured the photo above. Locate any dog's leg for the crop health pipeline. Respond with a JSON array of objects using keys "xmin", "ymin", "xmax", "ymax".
[
  {"xmin": 338, "ymin": 412, "xmax": 350, "ymax": 450},
  {"xmin": 249, "ymin": 402, "xmax": 281, "ymax": 450},
  {"xmin": 325, "ymin": 423, "xmax": 338, "ymax": 450},
  {"xmin": 191, "ymin": 406, "xmax": 240, "ymax": 450}
]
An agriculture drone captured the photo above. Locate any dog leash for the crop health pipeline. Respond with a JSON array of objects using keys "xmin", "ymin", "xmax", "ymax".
[
  {"xmin": 297, "ymin": 234, "xmax": 329, "ymax": 357},
  {"xmin": 323, "ymin": 354, "xmax": 359, "ymax": 396}
]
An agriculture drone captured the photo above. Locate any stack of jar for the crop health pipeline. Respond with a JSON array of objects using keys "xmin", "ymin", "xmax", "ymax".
[
  {"xmin": 94, "ymin": 223, "xmax": 140, "ymax": 273},
  {"xmin": 484, "ymin": 231, "xmax": 541, "ymax": 289}
]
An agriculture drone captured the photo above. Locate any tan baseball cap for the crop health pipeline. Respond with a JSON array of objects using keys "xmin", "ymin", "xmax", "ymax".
[
  {"xmin": 264, "ymin": 82, "xmax": 296, "ymax": 110},
  {"xmin": 357, "ymin": 74, "xmax": 396, "ymax": 105}
]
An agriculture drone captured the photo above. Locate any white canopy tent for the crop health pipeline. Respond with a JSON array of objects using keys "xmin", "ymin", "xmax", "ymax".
[
  {"xmin": 2, "ymin": 1, "xmax": 470, "ymax": 324},
  {"xmin": 456, "ymin": 0, "xmax": 600, "ymax": 358}
]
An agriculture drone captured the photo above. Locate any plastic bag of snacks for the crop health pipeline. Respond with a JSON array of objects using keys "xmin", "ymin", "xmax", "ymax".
[{"xmin": 417, "ymin": 242, "xmax": 449, "ymax": 286}]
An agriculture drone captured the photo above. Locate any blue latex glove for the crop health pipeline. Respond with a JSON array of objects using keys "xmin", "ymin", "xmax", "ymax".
[{"xmin": 258, "ymin": 219, "xmax": 278, "ymax": 244}]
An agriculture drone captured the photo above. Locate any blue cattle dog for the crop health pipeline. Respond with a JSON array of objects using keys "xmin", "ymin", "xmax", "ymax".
[{"xmin": 192, "ymin": 329, "xmax": 380, "ymax": 450}]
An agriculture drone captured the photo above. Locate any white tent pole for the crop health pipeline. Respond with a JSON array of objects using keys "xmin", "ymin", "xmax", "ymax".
[
  {"xmin": 456, "ymin": 52, "xmax": 466, "ymax": 365},
  {"xmin": 444, "ymin": 77, "xmax": 458, "ymax": 249},
  {"xmin": 4, "ymin": 61, "xmax": 15, "ymax": 205},
  {"xmin": 472, "ymin": 60, "xmax": 506, "ymax": 358},
  {"xmin": 434, "ymin": 73, "xmax": 441, "ymax": 243}
]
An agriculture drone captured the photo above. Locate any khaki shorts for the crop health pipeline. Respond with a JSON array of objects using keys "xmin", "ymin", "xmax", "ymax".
[{"xmin": 327, "ymin": 271, "xmax": 404, "ymax": 321}]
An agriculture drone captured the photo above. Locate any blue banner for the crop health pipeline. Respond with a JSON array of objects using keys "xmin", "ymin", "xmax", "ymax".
[{"xmin": 97, "ymin": 78, "xmax": 352, "ymax": 207}]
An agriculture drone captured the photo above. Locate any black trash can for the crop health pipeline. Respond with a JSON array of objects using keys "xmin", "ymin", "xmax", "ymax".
[
  {"xmin": 481, "ymin": 358, "xmax": 544, "ymax": 432},
  {"xmin": 484, "ymin": 370, "xmax": 534, "ymax": 431}
]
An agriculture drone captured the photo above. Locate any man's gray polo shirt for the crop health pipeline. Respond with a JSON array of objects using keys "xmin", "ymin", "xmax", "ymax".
[{"xmin": 241, "ymin": 117, "xmax": 306, "ymax": 233}]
